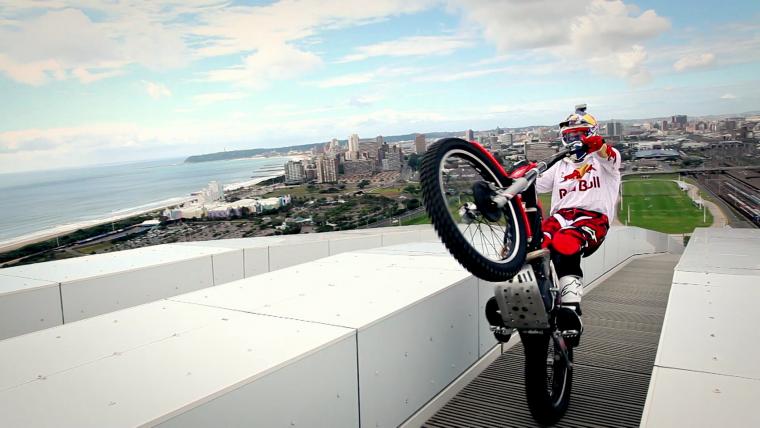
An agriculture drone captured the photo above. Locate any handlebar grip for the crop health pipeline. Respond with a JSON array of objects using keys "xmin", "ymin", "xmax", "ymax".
[{"xmin": 502, "ymin": 177, "xmax": 528, "ymax": 198}]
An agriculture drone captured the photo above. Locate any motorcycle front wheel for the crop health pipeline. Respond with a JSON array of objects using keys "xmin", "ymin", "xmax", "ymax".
[
  {"xmin": 521, "ymin": 331, "xmax": 573, "ymax": 426},
  {"xmin": 420, "ymin": 138, "xmax": 527, "ymax": 282}
]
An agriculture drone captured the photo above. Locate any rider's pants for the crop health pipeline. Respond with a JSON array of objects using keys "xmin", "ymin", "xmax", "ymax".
[{"xmin": 541, "ymin": 208, "xmax": 609, "ymax": 279}]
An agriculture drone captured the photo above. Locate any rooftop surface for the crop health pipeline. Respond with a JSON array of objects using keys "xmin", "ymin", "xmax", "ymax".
[
  {"xmin": 1, "ymin": 226, "xmax": 758, "ymax": 426},
  {"xmin": 423, "ymin": 254, "xmax": 680, "ymax": 427}
]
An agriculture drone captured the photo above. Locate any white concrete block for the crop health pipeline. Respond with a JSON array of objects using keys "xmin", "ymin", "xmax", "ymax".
[
  {"xmin": 0, "ymin": 244, "xmax": 231, "ymax": 283},
  {"xmin": 642, "ymin": 367, "xmax": 760, "ymax": 428},
  {"xmin": 210, "ymin": 250, "xmax": 245, "ymax": 285},
  {"xmin": 357, "ymin": 276, "xmax": 478, "ymax": 428},
  {"xmin": 0, "ymin": 302, "xmax": 356, "ymax": 428},
  {"xmin": 267, "ymin": 240, "xmax": 329, "ymax": 271},
  {"xmin": 0, "ymin": 275, "xmax": 62, "ymax": 340},
  {"xmin": 61, "ymin": 257, "xmax": 214, "ymax": 322},
  {"xmin": 381, "ymin": 229, "xmax": 422, "ymax": 247},
  {"xmin": 243, "ymin": 246, "xmax": 269, "ymax": 277},
  {"xmin": 328, "ymin": 234, "xmax": 383, "ymax": 256},
  {"xmin": 657, "ymin": 278, "xmax": 760, "ymax": 380},
  {"xmin": 157, "ymin": 333, "xmax": 358, "ymax": 428},
  {"xmin": 171, "ymin": 246, "xmax": 477, "ymax": 427}
]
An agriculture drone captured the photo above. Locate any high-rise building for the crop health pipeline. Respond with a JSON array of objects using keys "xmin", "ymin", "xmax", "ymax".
[
  {"xmin": 661, "ymin": 120, "xmax": 669, "ymax": 131},
  {"xmin": 200, "ymin": 181, "xmax": 224, "ymax": 204},
  {"xmin": 324, "ymin": 138, "xmax": 339, "ymax": 157},
  {"xmin": 498, "ymin": 133, "xmax": 514, "ymax": 146},
  {"xmin": 671, "ymin": 115, "xmax": 687, "ymax": 128},
  {"xmin": 525, "ymin": 142, "xmax": 556, "ymax": 161},
  {"xmin": 284, "ymin": 160, "xmax": 305, "ymax": 184},
  {"xmin": 415, "ymin": 134, "xmax": 426, "ymax": 154},
  {"xmin": 382, "ymin": 145, "xmax": 403, "ymax": 171},
  {"xmin": 376, "ymin": 135, "xmax": 384, "ymax": 145},
  {"xmin": 304, "ymin": 163, "xmax": 318, "ymax": 182},
  {"xmin": 465, "ymin": 129, "xmax": 474, "ymax": 141},
  {"xmin": 606, "ymin": 122, "xmax": 624, "ymax": 137},
  {"xmin": 347, "ymin": 134, "xmax": 360, "ymax": 160},
  {"xmin": 344, "ymin": 159, "xmax": 375, "ymax": 176},
  {"xmin": 316, "ymin": 155, "xmax": 338, "ymax": 183}
]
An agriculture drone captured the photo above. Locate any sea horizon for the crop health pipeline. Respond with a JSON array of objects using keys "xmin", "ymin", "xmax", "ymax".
[{"xmin": 0, "ymin": 155, "xmax": 292, "ymax": 248}]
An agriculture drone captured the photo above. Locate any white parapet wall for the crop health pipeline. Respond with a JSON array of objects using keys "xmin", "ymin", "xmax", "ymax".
[
  {"xmin": 0, "ymin": 226, "xmax": 439, "ymax": 340},
  {"xmin": 0, "ymin": 226, "xmax": 678, "ymax": 427},
  {"xmin": 0, "ymin": 244, "xmax": 242, "ymax": 328},
  {"xmin": 641, "ymin": 227, "xmax": 760, "ymax": 427}
]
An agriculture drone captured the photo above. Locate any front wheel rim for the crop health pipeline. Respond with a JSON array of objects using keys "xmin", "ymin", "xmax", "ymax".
[{"xmin": 437, "ymin": 148, "xmax": 522, "ymax": 264}]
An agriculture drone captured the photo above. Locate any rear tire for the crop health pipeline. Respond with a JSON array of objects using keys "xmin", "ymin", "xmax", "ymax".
[
  {"xmin": 522, "ymin": 331, "xmax": 573, "ymax": 426},
  {"xmin": 420, "ymin": 138, "xmax": 527, "ymax": 281}
]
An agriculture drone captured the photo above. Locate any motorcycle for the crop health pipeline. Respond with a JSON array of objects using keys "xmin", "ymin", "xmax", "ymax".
[{"xmin": 420, "ymin": 137, "xmax": 578, "ymax": 425}]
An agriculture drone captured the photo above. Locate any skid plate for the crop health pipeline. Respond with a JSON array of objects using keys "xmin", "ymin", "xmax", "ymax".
[{"xmin": 493, "ymin": 265, "xmax": 550, "ymax": 329}]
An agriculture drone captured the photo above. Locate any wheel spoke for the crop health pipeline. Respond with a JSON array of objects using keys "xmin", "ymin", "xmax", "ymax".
[{"xmin": 436, "ymin": 148, "xmax": 519, "ymax": 265}]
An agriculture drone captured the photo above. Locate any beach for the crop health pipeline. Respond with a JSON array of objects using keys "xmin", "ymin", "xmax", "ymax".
[{"xmin": 0, "ymin": 156, "xmax": 291, "ymax": 254}]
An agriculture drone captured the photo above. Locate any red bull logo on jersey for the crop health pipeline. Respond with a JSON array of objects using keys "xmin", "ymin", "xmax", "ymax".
[
  {"xmin": 562, "ymin": 163, "xmax": 596, "ymax": 182},
  {"xmin": 559, "ymin": 176, "xmax": 601, "ymax": 199}
]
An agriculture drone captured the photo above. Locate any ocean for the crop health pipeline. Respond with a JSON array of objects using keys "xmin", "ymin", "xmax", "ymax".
[{"xmin": 0, "ymin": 156, "xmax": 291, "ymax": 246}]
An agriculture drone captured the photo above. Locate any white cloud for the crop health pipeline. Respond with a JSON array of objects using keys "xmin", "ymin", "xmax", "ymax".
[
  {"xmin": 416, "ymin": 66, "xmax": 511, "ymax": 82},
  {"xmin": 673, "ymin": 53, "xmax": 716, "ymax": 71},
  {"xmin": 315, "ymin": 72, "xmax": 376, "ymax": 88},
  {"xmin": 72, "ymin": 67, "xmax": 124, "ymax": 83},
  {"xmin": 191, "ymin": 0, "xmax": 437, "ymax": 58},
  {"xmin": 312, "ymin": 66, "xmax": 424, "ymax": 88},
  {"xmin": 0, "ymin": 6, "xmax": 188, "ymax": 85},
  {"xmin": 142, "ymin": 81, "xmax": 171, "ymax": 99},
  {"xmin": 192, "ymin": 92, "xmax": 248, "ymax": 106},
  {"xmin": 338, "ymin": 35, "xmax": 473, "ymax": 62},
  {"xmin": 449, "ymin": 0, "xmax": 670, "ymax": 84},
  {"xmin": 348, "ymin": 94, "xmax": 385, "ymax": 107},
  {"xmin": 720, "ymin": 93, "xmax": 737, "ymax": 100},
  {"xmin": 603, "ymin": 44, "xmax": 652, "ymax": 86},
  {"xmin": 203, "ymin": 43, "xmax": 323, "ymax": 88}
]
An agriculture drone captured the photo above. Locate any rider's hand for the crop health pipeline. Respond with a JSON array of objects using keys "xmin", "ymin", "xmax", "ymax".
[{"xmin": 580, "ymin": 135, "xmax": 605, "ymax": 153}]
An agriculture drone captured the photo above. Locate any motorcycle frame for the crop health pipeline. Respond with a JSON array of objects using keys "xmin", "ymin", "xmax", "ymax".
[{"xmin": 471, "ymin": 141, "xmax": 575, "ymax": 356}]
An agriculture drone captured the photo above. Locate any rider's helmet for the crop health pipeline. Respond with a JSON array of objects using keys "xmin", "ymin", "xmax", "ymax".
[{"xmin": 560, "ymin": 104, "xmax": 599, "ymax": 162}]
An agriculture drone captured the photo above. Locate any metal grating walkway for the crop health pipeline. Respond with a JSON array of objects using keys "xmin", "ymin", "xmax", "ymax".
[{"xmin": 423, "ymin": 254, "xmax": 680, "ymax": 428}]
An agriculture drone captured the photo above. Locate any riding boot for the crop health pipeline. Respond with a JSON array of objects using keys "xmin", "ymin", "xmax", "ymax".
[{"xmin": 557, "ymin": 275, "xmax": 583, "ymax": 347}]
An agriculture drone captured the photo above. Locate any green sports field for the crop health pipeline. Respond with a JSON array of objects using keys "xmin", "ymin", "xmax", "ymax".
[{"xmin": 619, "ymin": 179, "xmax": 712, "ymax": 234}]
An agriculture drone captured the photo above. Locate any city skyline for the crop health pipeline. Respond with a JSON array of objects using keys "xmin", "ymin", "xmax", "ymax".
[{"xmin": 1, "ymin": 0, "xmax": 760, "ymax": 173}]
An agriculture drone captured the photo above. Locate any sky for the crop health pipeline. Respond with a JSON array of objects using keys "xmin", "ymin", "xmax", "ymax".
[{"xmin": 1, "ymin": 0, "xmax": 759, "ymax": 173}]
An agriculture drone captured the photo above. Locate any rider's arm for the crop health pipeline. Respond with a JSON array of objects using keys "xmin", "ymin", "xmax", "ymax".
[
  {"xmin": 592, "ymin": 144, "xmax": 621, "ymax": 174},
  {"xmin": 536, "ymin": 162, "xmax": 558, "ymax": 193},
  {"xmin": 582, "ymin": 135, "xmax": 621, "ymax": 174}
]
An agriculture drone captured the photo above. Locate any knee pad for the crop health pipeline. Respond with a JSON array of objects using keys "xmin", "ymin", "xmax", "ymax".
[{"xmin": 552, "ymin": 228, "xmax": 584, "ymax": 256}]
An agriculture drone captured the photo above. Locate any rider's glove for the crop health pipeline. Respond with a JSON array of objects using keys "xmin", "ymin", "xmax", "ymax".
[{"xmin": 580, "ymin": 135, "xmax": 605, "ymax": 153}]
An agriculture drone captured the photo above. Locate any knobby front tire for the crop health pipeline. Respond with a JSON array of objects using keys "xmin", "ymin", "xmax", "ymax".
[
  {"xmin": 420, "ymin": 138, "xmax": 527, "ymax": 282},
  {"xmin": 522, "ymin": 332, "xmax": 573, "ymax": 426}
]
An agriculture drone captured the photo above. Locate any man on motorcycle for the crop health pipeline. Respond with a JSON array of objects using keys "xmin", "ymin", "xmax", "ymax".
[{"xmin": 536, "ymin": 104, "xmax": 621, "ymax": 342}]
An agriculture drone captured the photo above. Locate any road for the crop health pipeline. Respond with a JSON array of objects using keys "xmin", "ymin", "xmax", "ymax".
[{"xmin": 677, "ymin": 180, "xmax": 727, "ymax": 228}]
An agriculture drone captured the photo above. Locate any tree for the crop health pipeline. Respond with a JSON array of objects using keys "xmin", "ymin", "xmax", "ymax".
[
  {"xmin": 403, "ymin": 184, "xmax": 420, "ymax": 194},
  {"xmin": 407, "ymin": 153, "xmax": 421, "ymax": 171},
  {"xmin": 358, "ymin": 179, "xmax": 370, "ymax": 189},
  {"xmin": 405, "ymin": 198, "xmax": 421, "ymax": 210}
]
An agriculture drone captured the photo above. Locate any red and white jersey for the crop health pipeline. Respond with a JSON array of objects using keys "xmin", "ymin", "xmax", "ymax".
[{"xmin": 536, "ymin": 148, "xmax": 622, "ymax": 222}]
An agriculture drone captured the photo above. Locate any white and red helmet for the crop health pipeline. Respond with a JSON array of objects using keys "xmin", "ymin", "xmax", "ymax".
[{"xmin": 560, "ymin": 104, "xmax": 599, "ymax": 161}]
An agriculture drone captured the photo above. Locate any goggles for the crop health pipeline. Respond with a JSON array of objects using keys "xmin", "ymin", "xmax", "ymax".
[{"xmin": 561, "ymin": 127, "xmax": 591, "ymax": 144}]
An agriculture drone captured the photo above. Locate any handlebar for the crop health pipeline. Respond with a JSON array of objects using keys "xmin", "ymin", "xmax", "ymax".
[{"xmin": 493, "ymin": 147, "xmax": 573, "ymax": 207}]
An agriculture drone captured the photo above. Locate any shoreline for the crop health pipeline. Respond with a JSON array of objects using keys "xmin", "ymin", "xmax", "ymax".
[{"xmin": 0, "ymin": 174, "xmax": 283, "ymax": 254}]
